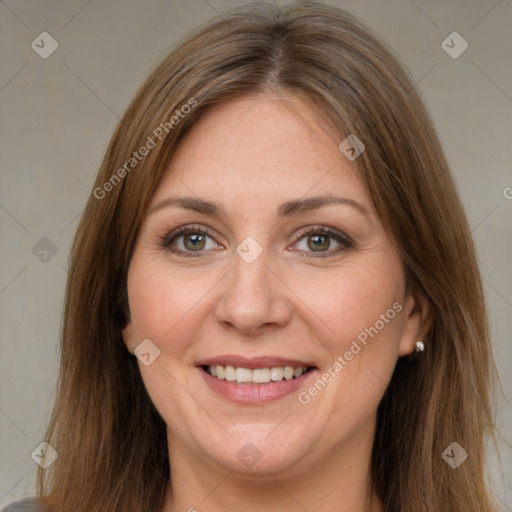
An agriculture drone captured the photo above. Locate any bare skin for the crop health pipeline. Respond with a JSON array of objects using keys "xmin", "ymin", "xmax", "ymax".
[{"xmin": 122, "ymin": 93, "xmax": 432, "ymax": 511}]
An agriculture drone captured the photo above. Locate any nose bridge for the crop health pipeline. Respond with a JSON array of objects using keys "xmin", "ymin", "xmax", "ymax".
[{"xmin": 215, "ymin": 242, "xmax": 291, "ymax": 333}]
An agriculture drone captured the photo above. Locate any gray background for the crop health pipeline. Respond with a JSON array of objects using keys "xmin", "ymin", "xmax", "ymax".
[{"xmin": 0, "ymin": 0, "xmax": 511, "ymax": 508}]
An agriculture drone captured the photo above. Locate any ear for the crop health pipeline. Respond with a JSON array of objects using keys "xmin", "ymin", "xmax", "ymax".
[
  {"xmin": 398, "ymin": 285, "xmax": 434, "ymax": 357},
  {"xmin": 121, "ymin": 319, "xmax": 137, "ymax": 355}
]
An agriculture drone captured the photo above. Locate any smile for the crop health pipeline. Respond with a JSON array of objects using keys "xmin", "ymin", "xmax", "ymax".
[
  {"xmin": 197, "ymin": 357, "xmax": 318, "ymax": 404},
  {"xmin": 204, "ymin": 364, "xmax": 313, "ymax": 384}
]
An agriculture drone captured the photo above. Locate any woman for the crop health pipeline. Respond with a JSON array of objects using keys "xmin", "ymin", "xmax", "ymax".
[{"xmin": 3, "ymin": 1, "xmax": 500, "ymax": 511}]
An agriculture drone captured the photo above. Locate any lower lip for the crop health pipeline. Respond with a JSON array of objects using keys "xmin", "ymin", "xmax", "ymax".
[{"xmin": 198, "ymin": 367, "xmax": 316, "ymax": 405}]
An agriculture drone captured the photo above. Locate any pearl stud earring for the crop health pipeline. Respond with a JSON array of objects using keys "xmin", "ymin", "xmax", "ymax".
[{"xmin": 413, "ymin": 340, "xmax": 424, "ymax": 359}]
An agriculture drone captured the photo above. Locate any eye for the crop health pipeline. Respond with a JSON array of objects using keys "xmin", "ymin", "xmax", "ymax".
[
  {"xmin": 161, "ymin": 224, "xmax": 352, "ymax": 259},
  {"xmin": 290, "ymin": 226, "xmax": 352, "ymax": 258},
  {"xmin": 161, "ymin": 225, "xmax": 223, "ymax": 256}
]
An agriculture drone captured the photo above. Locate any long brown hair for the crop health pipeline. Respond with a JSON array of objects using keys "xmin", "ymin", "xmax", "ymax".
[{"xmin": 36, "ymin": 2, "xmax": 499, "ymax": 510}]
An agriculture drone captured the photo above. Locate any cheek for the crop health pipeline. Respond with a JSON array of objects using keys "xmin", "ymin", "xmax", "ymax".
[
  {"xmin": 297, "ymin": 254, "xmax": 405, "ymax": 402},
  {"xmin": 297, "ymin": 266, "xmax": 404, "ymax": 425},
  {"xmin": 127, "ymin": 255, "xmax": 212, "ymax": 341},
  {"xmin": 303, "ymin": 258, "xmax": 403, "ymax": 343}
]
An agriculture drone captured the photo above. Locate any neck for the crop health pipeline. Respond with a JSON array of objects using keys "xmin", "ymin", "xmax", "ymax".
[{"xmin": 161, "ymin": 417, "xmax": 383, "ymax": 512}]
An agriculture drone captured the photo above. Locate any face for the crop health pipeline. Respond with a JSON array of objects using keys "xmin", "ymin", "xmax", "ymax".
[{"xmin": 122, "ymin": 93, "xmax": 426, "ymax": 478}]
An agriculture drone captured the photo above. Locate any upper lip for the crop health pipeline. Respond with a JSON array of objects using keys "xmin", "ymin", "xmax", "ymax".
[{"xmin": 196, "ymin": 355, "xmax": 317, "ymax": 370}]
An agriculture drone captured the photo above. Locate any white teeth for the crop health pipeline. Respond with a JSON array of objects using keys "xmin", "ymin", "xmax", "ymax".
[
  {"xmin": 235, "ymin": 367, "xmax": 252, "ymax": 383},
  {"xmin": 206, "ymin": 364, "xmax": 309, "ymax": 384},
  {"xmin": 283, "ymin": 366, "xmax": 294, "ymax": 380},
  {"xmin": 294, "ymin": 367, "xmax": 304, "ymax": 378},
  {"xmin": 253, "ymin": 368, "xmax": 270, "ymax": 383},
  {"xmin": 224, "ymin": 365, "xmax": 236, "ymax": 382},
  {"xmin": 270, "ymin": 367, "xmax": 284, "ymax": 381}
]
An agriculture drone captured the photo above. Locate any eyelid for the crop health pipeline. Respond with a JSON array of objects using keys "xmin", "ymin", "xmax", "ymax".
[
  {"xmin": 160, "ymin": 224, "xmax": 224, "ymax": 252},
  {"xmin": 160, "ymin": 224, "xmax": 222, "ymax": 258},
  {"xmin": 291, "ymin": 225, "xmax": 353, "ymax": 247},
  {"xmin": 288, "ymin": 226, "xmax": 353, "ymax": 259}
]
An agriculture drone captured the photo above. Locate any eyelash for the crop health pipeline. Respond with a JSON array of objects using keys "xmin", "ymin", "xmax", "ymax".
[
  {"xmin": 292, "ymin": 225, "xmax": 353, "ymax": 259},
  {"xmin": 160, "ymin": 224, "xmax": 353, "ymax": 259}
]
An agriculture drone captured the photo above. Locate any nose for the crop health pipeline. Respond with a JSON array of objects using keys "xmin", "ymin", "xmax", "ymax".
[{"xmin": 215, "ymin": 249, "xmax": 292, "ymax": 336}]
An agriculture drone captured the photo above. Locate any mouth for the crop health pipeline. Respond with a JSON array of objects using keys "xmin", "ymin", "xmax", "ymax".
[
  {"xmin": 202, "ymin": 364, "xmax": 315, "ymax": 384},
  {"xmin": 196, "ymin": 356, "xmax": 318, "ymax": 404}
]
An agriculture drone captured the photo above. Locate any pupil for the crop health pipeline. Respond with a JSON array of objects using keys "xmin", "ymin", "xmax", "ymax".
[
  {"xmin": 185, "ymin": 233, "xmax": 205, "ymax": 250},
  {"xmin": 308, "ymin": 234, "xmax": 329, "ymax": 251}
]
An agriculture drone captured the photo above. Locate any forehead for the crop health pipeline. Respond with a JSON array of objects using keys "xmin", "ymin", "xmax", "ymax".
[{"xmin": 151, "ymin": 93, "xmax": 373, "ymax": 214}]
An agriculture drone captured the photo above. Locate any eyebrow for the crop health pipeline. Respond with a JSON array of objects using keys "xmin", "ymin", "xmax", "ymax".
[{"xmin": 149, "ymin": 194, "xmax": 370, "ymax": 219}]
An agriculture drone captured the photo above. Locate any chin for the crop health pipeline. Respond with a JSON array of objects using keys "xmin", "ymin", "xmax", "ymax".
[{"xmin": 199, "ymin": 427, "xmax": 314, "ymax": 477}]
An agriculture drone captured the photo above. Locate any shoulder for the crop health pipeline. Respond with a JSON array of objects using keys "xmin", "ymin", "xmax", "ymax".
[{"xmin": 1, "ymin": 498, "xmax": 45, "ymax": 512}]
